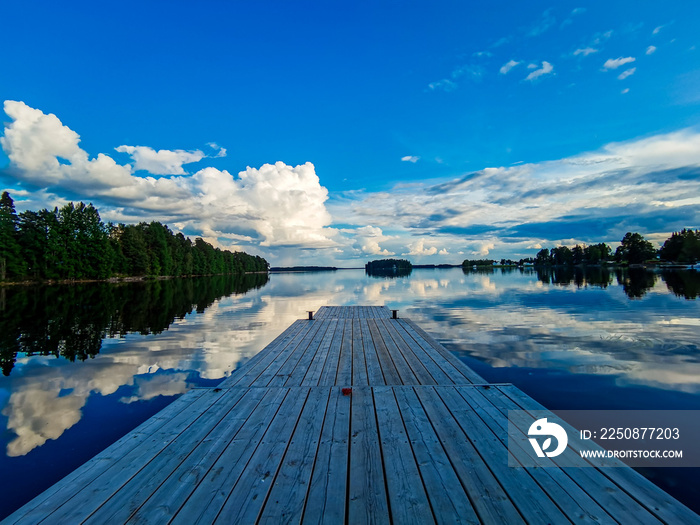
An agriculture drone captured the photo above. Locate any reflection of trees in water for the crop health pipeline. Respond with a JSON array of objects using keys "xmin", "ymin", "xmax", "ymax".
[
  {"xmin": 534, "ymin": 267, "xmax": 614, "ymax": 288},
  {"xmin": 662, "ymin": 270, "xmax": 700, "ymax": 300},
  {"xmin": 615, "ymin": 268, "xmax": 658, "ymax": 299},
  {"xmin": 0, "ymin": 274, "xmax": 269, "ymax": 376},
  {"xmin": 365, "ymin": 268, "xmax": 413, "ymax": 278},
  {"xmin": 530, "ymin": 267, "xmax": 698, "ymax": 299}
]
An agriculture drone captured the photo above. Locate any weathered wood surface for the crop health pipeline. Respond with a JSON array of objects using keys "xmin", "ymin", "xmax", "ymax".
[{"xmin": 5, "ymin": 306, "xmax": 699, "ymax": 525}]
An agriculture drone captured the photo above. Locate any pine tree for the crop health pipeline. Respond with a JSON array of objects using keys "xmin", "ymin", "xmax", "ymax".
[{"xmin": 0, "ymin": 192, "xmax": 25, "ymax": 280}]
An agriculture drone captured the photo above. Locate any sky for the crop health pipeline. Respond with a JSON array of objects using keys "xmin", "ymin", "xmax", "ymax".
[{"xmin": 1, "ymin": 0, "xmax": 699, "ymax": 266}]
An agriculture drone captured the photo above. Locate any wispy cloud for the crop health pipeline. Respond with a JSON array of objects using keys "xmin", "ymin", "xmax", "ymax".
[
  {"xmin": 499, "ymin": 60, "xmax": 520, "ymax": 75},
  {"xmin": 525, "ymin": 61, "xmax": 554, "ymax": 81},
  {"xmin": 401, "ymin": 156, "xmax": 420, "ymax": 163},
  {"xmin": 574, "ymin": 47, "xmax": 598, "ymax": 57},
  {"xmin": 335, "ymin": 129, "xmax": 700, "ymax": 258},
  {"xmin": 428, "ymin": 79, "xmax": 457, "ymax": 92},
  {"xmin": 621, "ymin": 88, "xmax": 630, "ymax": 94},
  {"xmin": 652, "ymin": 23, "xmax": 672, "ymax": 35},
  {"xmin": 646, "ymin": 45, "xmax": 657, "ymax": 55},
  {"xmin": 528, "ymin": 8, "xmax": 556, "ymax": 37},
  {"xmin": 592, "ymin": 30, "xmax": 614, "ymax": 45},
  {"xmin": 428, "ymin": 64, "xmax": 484, "ymax": 92},
  {"xmin": 207, "ymin": 142, "xmax": 227, "ymax": 158},
  {"xmin": 618, "ymin": 68, "xmax": 636, "ymax": 80},
  {"xmin": 603, "ymin": 56, "xmax": 636, "ymax": 70},
  {"xmin": 561, "ymin": 7, "xmax": 586, "ymax": 28}
]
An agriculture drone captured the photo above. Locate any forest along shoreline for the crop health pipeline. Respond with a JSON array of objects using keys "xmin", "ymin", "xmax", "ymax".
[{"xmin": 0, "ymin": 191, "xmax": 269, "ymax": 284}]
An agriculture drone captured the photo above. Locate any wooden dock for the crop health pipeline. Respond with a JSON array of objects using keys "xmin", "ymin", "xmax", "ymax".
[{"xmin": 4, "ymin": 306, "xmax": 699, "ymax": 524}]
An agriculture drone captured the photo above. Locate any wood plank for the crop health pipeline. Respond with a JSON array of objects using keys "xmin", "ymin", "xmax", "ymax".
[
  {"xmin": 335, "ymin": 318, "xmax": 353, "ymax": 386},
  {"xmin": 494, "ymin": 387, "xmax": 662, "ymax": 523},
  {"xmin": 360, "ymin": 319, "xmax": 385, "ymax": 385},
  {"xmin": 86, "ymin": 388, "xmax": 263, "ymax": 524},
  {"xmin": 281, "ymin": 320, "xmax": 332, "ymax": 387},
  {"xmin": 381, "ymin": 319, "xmax": 448, "ymax": 384},
  {"xmin": 210, "ymin": 387, "xmax": 313, "ymax": 524},
  {"xmin": 399, "ymin": 319, "xmax": 482, "ymax": 384},
  {"xmin": 393, "ymin": 387, "xmax": 480, "ymax": 525},
  {"xmin": 15, "ymin": 388, "xmax": 228, "ymax": 525},
  {"xmin": 374, "ymin": 319, "xmax": 423, "ymax": 384},
  {"xmin": 249, "ymin": 320, "xmax": 326, "ymax": 387},
  {"xmin": 457, "ymin": 385, "xmax": 616, "ymax": 524},
  {"xmin": 414, "ymin": 386, "xmax": 525, "ymax": 524},
  {"xmin": 368, "ymin": 319, "xmax": 405, "ymax": 385},
  {"xmin": 373, "ymin": 387, "xmax": 435, "ymax": 524},
  {"xmin": 123, "ymin": 388, "xmax": 272, "ymax": 524},
  {"xmin": 351, "ymin": 319, "xmax": 368, "ymax": 385},
  {"xmin": 301, "ymin": 320, "xmax": 338, "ymax": 386},
  {"xmin": 170, "ymin": 387, "xmax": 295, "ymax": 524},
  {"xmin": 224, "ymin": 320, "xmax": 317, "ymax": 387},
  {"xmin": 257, "ymin": 387, "xmax": 331, "ymax": 524},
  {"xmin": 302, "ymin": 387, "xmax": 351, "ymax": 525},
  {"xmin": 499, "ymin": 385, "xmax": 699, "ymax": 525},
  {"xmin": 435, "ymin": 386, "xmax": 570, "ymax": 524},
  {"xmin": 348, "ymin": 387, "xmax": 390, "ymax": 524},
  {"xmin": 217, "ymin": 320, "xmax": 306, "ymax": 388},
  {"xmin": 317, "ymin": 318, "xmax": 345, "ymax": 386},
  {"xmin": 315, "ymin": 307, "xmax": 328, "ymax": 319}
]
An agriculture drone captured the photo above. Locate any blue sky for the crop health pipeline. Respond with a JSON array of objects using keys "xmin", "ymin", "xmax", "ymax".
[{"xmin": 1, "ymin": 1, "xmax": 699, "ymax": 265}]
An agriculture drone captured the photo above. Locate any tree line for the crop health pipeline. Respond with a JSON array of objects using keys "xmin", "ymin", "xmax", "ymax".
[
  {"xmin": 534, "ymin": 231, "xmax": 700, "ymax": 266},
  {"xmin": 461, "ymin": 231, "xmax": 700, "ymax": 269},
  {"xmin": 0, "ymin": 191, "xmax": 269, "ymax": 282},
  {"xmin": 365, "ymin": 258, "xmax": 413, "ymax": 277}
]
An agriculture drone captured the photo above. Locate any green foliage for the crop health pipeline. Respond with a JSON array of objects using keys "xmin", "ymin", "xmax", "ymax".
[
  {"xmin": 659, "ymin": 229, "xmax": 700, "ymax": 263},
  {"xmin": 0, "ymin": 192, "xmax": 269, "ymax": 282},
  {"xmin": 365, "ymin": 258, "xmax": 412, "ymax": 271},
  {"xmin": 0, "ymin": 191, "xmax": 25, "ymax": 280},
  {"xmin": 615, "ymin": 232, "xmax": 656, "ymax": 265},
  {"xmin": 462, "ymin": 259, "xmax": 495, "ymax": 267},
  {"xmin": 365, "ymin": 258, "xmax": 412, "ymax": 277},
  {"xmin": 534, "ymin": 242, "xmax": 614, "ymax": 266}
]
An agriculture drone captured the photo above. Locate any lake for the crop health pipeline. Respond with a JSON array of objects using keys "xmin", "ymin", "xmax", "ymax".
[{"xmin": 1, "ymin": 267, "xmax": 699, "ymax": 519}]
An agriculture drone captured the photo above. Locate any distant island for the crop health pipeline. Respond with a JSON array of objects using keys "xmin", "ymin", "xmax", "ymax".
[{"xmin": 365, "ymin": 258, "xmax": 413, "ymax": 277}]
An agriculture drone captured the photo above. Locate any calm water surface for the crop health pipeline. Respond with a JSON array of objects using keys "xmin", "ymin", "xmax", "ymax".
[{"xmin": 1, "ymin": 268, "xmax": 699, "ymax": 518}]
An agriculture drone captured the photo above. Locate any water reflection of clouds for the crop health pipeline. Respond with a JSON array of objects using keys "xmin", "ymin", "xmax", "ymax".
[{"xmin": 2, "ymin": 269, "xmax": 699, "ymax": 458}]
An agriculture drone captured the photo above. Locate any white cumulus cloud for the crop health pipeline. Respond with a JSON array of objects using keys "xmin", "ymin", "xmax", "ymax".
[
  {"xmin": 1, "ymin": 100, "xmax": 336, "ymax": 250},
  {"xmin": 354, "ymin": 225, "xmax": 394, "ymax": 256},
  {"xmin": 404, "ymin": 239, "xmax": 440, "ymax": 256},
  {"xmin": 401, "ymin": 155, "xmax": 420, "ymax": 163}
]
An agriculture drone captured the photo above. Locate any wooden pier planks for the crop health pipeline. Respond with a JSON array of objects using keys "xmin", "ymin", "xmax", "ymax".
[{"xmin": 5, "ymin": 306, "xmax": 699, "ymax": 525}]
